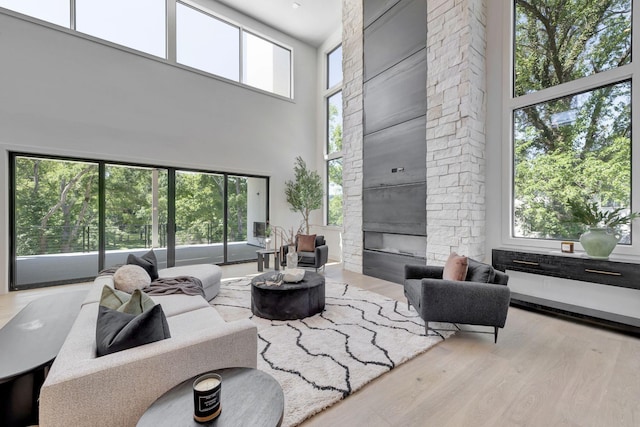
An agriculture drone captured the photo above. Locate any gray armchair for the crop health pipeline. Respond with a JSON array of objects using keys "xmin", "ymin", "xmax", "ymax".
[
  {"xmin": 404, "ymin": 259, "xmax": 510, "ymax": 343},
  {"xmin": 280, "ymin": 235, "xmax": 329, "ymax": 272}
]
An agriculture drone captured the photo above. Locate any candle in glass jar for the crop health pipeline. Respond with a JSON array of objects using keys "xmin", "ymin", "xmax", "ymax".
[
  {"xmin": 193, "ymin": 373, "xmax": 222, "ymax": 423},
  {"xmin": 194, "ymin": 377, "xmax": 220, "ymax": 392}
]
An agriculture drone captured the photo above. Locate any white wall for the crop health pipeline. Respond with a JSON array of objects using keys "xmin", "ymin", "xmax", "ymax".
[{"xmin": 0, "ymin": 3, "xmax": 318, "ymax": 293}]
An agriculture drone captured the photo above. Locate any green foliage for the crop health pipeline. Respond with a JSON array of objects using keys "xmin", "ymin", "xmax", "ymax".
[
  {"xmin": 512, "ymin": 0, "xmax": 632, "ymax": 241},
  {"xmin": 567, "ymin": 198, "xmax": 640, "ymax": 229},
  {"xmin": 328, "ymin": 159, "xmax": 343, "ymax": 226},
  {"xmin": 285, "ymin": 156, "xmax": 324, "ymax": 234},
  {"xmin": 14, "ymin": 158, "xmax": 255, "ymax": 256}
]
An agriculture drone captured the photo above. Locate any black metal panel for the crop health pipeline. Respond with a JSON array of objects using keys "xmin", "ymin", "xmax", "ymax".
[
  {"xmin": 363, "ymin": 183, "xmax": 426, "ymax": 235},
  {"xmin": 364, "ymin": 0, "xmax": 402, "ymax": 28},
  {"xmin": 363, "ymin": 116, "xmax": 426, "ymax": 189},
  {"xmin": 364, "ymin": 0, "xmax": 427, "ymax": 81},
  {"xmin": 363, "ymin": 249, "xmax": 425, "ymax": 284},
  {"xmin": 363, "ymin": 49, "xmax": 427, "ymax": 135},
  {"xmin": 492, "ymin": 249, "xmax": 640, "ymax": 291}
]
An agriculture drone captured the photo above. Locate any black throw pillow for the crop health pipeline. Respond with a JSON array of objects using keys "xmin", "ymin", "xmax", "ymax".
[
  {"xmin": 127, "ymin": 249, "xmax": 158, "ymax": 280},
  {"xmin": 96, "ymin": 304, "xmax": 171, "ymax": 357}
]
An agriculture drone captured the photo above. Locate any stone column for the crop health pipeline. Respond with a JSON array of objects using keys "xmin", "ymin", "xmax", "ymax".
[
  {"xmin": 341, "ymin": 0, "xmax": 364, "ymax": 273},
  {"xmin": 426, "ymin": 0, "xmax": 487, "ymax": 264}
]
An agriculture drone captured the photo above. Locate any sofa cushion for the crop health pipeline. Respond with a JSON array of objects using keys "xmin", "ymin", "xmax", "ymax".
[
  {"xmin": 465, "ymin": 258, "xmax": 495, "ymax": 283},
  {"xmin": 100, "ymin": 286, "xmax": 156, "ymax": 315},
  {"xmin": 96, "ymin": 304, "xmax": 171, "ymax": 357},
  {"xmin": 443, "ymin": 252, "xmax": 468, "ymax": 281},
  {"xmin": 114, "ymin": 265, "xmax": 151, "ymax": 293},
  {"xmin": 127, "ymin": 249, "xmax": 159, "ymax": 280},
  {"xmin": 297, "ymin": 234, "xmax": 317, "ymax": 252}
]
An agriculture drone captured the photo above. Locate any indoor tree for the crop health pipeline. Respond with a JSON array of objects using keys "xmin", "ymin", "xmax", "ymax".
[{"xmin": 285, "ymin": 156, "xmax": 324, "ymax": 235}]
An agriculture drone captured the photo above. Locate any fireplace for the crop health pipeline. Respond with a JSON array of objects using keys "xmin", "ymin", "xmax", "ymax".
[{"xmin": 363, "ymin": 231, "xmax": 426, "ymax": 284}]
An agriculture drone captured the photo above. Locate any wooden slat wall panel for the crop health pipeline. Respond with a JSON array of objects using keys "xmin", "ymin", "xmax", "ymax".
[
  {"xmin": 364, "ymin": 0, "xmax": 427, "ymax": 81},
  {"xmin": 363, "ymin": 183, "xmax": 427, "ymax": 235},
  {"xmin": 363, "ymin": 116, "xmax": 426, "ymax": 188},
  {"xmin": 363, "ymin": 0, "xmax": 401, "ymax": 28},
  {"xmin": 363, "ymin": 49, "xmax": 426, "ymax": 135},
  {"xmin": 363, "ymin": 250, "xmax": 426, "ymax": 284}
]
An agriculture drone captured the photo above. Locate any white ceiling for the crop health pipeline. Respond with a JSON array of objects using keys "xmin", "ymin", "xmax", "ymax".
[{"xmin": 216, "ymin": 0, "xmax": 342, "ymax": 47}]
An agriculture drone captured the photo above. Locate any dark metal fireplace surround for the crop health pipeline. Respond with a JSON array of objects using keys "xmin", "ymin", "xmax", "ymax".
[
  {"xmin": 364, "ymin": 231, "xmax": 426, "ymax": 284},
  {"xmin": 362, "ymin": 0, "xmax": 428, "ymax": 284}
]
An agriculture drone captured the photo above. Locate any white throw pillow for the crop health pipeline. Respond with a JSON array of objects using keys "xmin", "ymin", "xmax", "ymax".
[{"xmin": 113, "ymin": 264, "xmax": 151, "ymax": 294}]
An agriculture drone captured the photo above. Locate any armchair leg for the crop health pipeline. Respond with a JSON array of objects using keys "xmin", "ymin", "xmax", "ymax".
[{"xmin": 494, "ymin": 326, "xmax": 499, "ymax": 343}]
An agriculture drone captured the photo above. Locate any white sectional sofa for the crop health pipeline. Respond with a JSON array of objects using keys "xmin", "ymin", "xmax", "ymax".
[{"xmin": 39, "ymin": 264, "xmax": 257, "ymax": 427}]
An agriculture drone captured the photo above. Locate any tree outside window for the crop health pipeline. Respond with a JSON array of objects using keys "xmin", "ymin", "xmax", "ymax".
[{"xmin": 512, "ymin": 0, "xmax": 633, "ymax": 242}]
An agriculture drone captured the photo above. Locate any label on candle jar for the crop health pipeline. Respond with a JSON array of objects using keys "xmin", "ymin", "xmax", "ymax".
[{"xmin": 193, "ymin": 373, "xmax": 222, "ymax": 423}]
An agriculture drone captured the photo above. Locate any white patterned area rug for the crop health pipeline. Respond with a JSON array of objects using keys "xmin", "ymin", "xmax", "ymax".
[{"xmin": 212, "ymin": 277, "xmax": 454, "ymax": 427}]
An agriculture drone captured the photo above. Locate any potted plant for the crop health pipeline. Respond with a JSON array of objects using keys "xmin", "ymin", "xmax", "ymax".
[
  {"xmin": 284, "ymin": 156, "xmax": 324, "ymax": 235},
  {"xmin": 567, "ymin": 198, "xmax": 640, "ymax": 259}
]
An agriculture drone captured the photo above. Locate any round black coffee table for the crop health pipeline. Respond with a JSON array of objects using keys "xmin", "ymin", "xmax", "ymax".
[
  {"xmin": 251, "ymin": 271, "xmax": 325, "ymax": 320},
  {"xmin": 137, "ymin": 367, "xmax": 284, "ymax": 427}
]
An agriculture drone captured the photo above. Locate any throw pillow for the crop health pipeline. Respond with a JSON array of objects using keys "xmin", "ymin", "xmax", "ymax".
[
  {"xmin": 127, "ymin": 249, "xmax": 159, "ymax": 280},
  {"xmin": 443, "ymin": 252, "xmax": 468, "ymax": 281},
  {"xmin": 100, "ymin": 285, "xmax": 155, "ymax": 315},
  {"xmin": 465, "ymin": 258, "xmax": 495, "ymax": 283},
  {"xmin": 113, "ymin": 264, "xmax": 151, "ymax": 294},
  {"xmin": 95, "ymin": 304, "xmax": 171, "ymax": 357},
  {"xmin": 297, "ymin": 234, "xmax": 317, "ymax": 252}
]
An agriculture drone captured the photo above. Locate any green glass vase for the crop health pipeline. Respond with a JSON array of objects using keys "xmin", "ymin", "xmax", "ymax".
[{"xmin": 579, "ymin": 228, "xmax": 620, "ymax": 260}]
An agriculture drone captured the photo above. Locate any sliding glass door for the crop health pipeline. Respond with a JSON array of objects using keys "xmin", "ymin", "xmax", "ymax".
[
  {"xmin": 227, "ymin": 175, "xmax": 268, "ymax": 263},
  {"xmin": 10, "ymin": 153, "xmax": 269, "ymax": 290},
  {"xmin": 105, "ymin": 165, "xmax": 168, "ymax": 269},
  {"xmin": 174, "ymin": 171, "xmax": 225, "ymax": 266},
  {"xmin": 13, "ymin": 156, "xmax": 99, "ymax": 287}
]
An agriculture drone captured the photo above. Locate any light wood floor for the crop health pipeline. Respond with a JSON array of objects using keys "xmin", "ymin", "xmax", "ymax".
[{"xmin": 1, "ymin": 262, "xmax": 638, "ymax": 426}]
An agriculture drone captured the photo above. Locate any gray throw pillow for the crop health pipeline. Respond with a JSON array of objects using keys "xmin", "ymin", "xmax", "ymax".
[
  {"xmin": 465, "ymin": 258, "xmax": 495, "ymax": 283},
  {"xmin": 96, "ymin": 304, "xmax": 170, "ymax": 357}
]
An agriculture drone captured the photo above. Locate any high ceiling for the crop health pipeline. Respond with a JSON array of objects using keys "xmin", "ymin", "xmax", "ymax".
[{"xmin": 216, "ymin": 0, "xmax": 342, "ymax": 47}]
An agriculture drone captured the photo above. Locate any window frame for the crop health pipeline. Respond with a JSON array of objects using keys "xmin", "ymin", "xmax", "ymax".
[
  {"xmin": 0, "ymin": 0, "xmax": 294, "ymax": 99},
  {"xmin": 501, "ymin": 1, "xmax": 639, "ymax": 259},
  {"xmin": 9, "ymin": 151, "xmax": 270, "ymax": 290},
  {"xmin": 324, "ymin": 43, "xmax": 343, "ymax": 227}
]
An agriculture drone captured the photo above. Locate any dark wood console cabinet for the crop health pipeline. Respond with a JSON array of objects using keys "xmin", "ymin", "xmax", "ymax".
[{"xmin": 492, "ymin": 249, "xmax": 640, "ymax": 334}]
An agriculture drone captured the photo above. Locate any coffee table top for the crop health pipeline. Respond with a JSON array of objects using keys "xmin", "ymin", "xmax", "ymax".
[
  {"xmin": 137, "ymin": 367, "xmax": 284, "ymax": 427},
  {"xmin": 251, "ymin": 271, "xmax": 324, "ymax": 290},
  {"xmin": 0, "ymin": 290, "xmax": 87, "ymax": 383}
]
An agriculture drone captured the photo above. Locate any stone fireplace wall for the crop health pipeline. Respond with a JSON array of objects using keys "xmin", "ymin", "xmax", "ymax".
[
  {"xmin": 342, "ymin": 0, "xmax": 365, "ymax": 273},
  {"xmin": 426, "ymin": 0, "xmax": 487, "ymax": 264},
  {"xmin": 341, "ymin": 0, "xmax": 487, "ymax": 273}
]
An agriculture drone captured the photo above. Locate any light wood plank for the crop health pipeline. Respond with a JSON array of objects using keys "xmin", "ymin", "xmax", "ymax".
[{"xmin": 0, "ymin": 263, "xmax": 637, "ymax": 427}]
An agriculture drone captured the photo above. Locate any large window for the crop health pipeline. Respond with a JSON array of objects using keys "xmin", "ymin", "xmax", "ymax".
[
  {"xmin": 508, "ymin": 0, "xmax": 635, "ymax": 251},
  {"xmin": 0, "ymin": 0, "xmax": 69, "ymax": 27},
  {"xmin": 325, "ymin": 44, "xmax": 343, "ymax": 226},
  {"xmin": 243, "ymin": 31, "xmax": 292, "ymax": 98},
  {"xmin": 0, "ymin": 1, "xmax": 293, "ymax": 98},
  {"xmin": 75, "ymin": 0, "xmax": 166, "ymax": 58},
  {"xmin": 11, "ymin": 153, "xmax": 269, "ymax": 289},
  {"xmin": 176, "ymin": 3, "xmax": 240, "ymax": 81}
]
